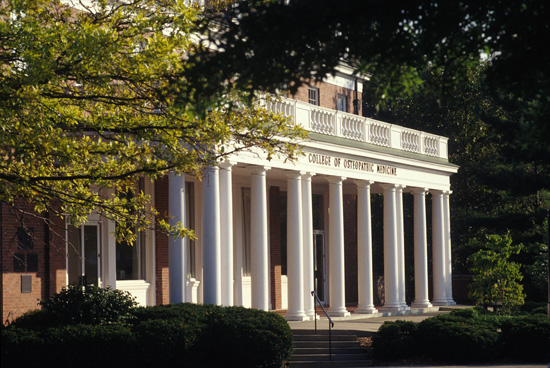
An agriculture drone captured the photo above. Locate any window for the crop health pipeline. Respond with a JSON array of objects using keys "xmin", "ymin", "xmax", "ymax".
[
  {"xmin": 67, "ymin": 223, "xmax": 101, "ymax": 286},
  {"xmin": 242, "ymin": 187, "xmax": 251, "ymax": 276},
  {"xmin": 312, "ymin": 194, "xmax": 324, "ymax": 230},
  {"xmin": 280, "ymin": 192, "xmax": 287, "ymax": 275},
  {"xmin": 186, "ymin": 181, "xmax": 196, "ymax": 279},
  {"xmin": 337, "ymin": 93, "xmax": 347, "ymax": 112},
  {"xmin": 116, "ymin": 178, "xmax": 146, "ymax": 280},
  {"xmin": 116, "ymin": 232, "xmax": 145, "ymax": 280},
  {"xmin": 308, "ymin": 87, "xmax": 319, "ymax": 106},
  {"xmin": 13, "ymin": 227, "xmax": 38, "ymax": 272}
]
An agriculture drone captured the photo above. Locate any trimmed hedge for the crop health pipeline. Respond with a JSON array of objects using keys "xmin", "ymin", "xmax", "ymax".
[
  {"xmin": 500, "ymin": 315, "xmax": 550, "ymax": 362},
  {"xmin": 373, "ymin": 320, "xmax": 418, "ymax": 360},
  {"xmin": 2, "ymin": 303, "xmax": 293, "ymax": 368},
  {"xmin": 10, "ymin": 285, "xmax": 138, "ymax": 329},
  {"xmin": 373, "ymin": 307, "xmax": 550, "ymax": 364}
]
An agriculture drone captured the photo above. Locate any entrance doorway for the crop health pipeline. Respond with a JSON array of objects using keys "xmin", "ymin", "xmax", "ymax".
[
  {"xmin": 313, "ymin": 230, "xmax": 327, "ymax": 304},
  {"xmin": 67, "ymin": 224, "xmax": 101, "ymax": 286}
]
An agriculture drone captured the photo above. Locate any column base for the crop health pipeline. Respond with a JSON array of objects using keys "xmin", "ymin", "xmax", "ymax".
[
  {"xmin": 354, "ymin": 306, "xmax": 379, "ymax": 314},
  {"xmin": 432, "ymin": 299, "xmax": 450, "ymax": 306},
  {"xmin": 446, "ymin": 299, "xmax": 456, "ymax": 305},
  {"xmin": 411, "ymin": 300, "xmax": 433, "ymax": 308},
  {"xmin": 304, "ymin": 310, "xmax": 316, "ymax": 320},
  {"xmin": 285, "ymin": 311, "xmax": 309, "ymax": 321},
  {"xmin": 379, "ymin": 303, "xmax": 408, "ymax": 312},
  {"xmin": 329, "ymin": 308, "xmax": 350, "ymax": 317}
]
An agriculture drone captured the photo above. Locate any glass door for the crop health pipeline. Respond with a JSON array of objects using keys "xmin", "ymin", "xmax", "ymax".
[
  {"xmin": 313, "ymin": 230, "xmax": 326, "ymax": 304},
  {"xmin": 67, "ymin": 224, "xmax": 101, "ymax": 286}
]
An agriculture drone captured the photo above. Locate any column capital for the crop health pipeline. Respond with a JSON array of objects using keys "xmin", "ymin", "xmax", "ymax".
[
  {"xmin": 430, "ymin": 189, "xmax": 444, "ymax": 196},
  {"xmin": 219, "ymin": 160, "xmax": 236, "ymax": 170},
  {"xmin": 410, "ymin": 187, "xmax": 429, "ymax": 195},
  {"xmin": 430, "ymin": 188, "xmax": 452, "ymax": 195},
  {"xmin": 379, "ymin": 183, "xmax": 398, "ymax": 191},
  {"xmin": 285, "ymin": 170, "xmax": 305, "ymax": 179},
  {"xmin": 249, "ymin": 165, "xmax": 270, "ymax": 175},
  {"xmin": 354, "ymin": 179, "xmax": 374, "ymax": 188},
  {"xmin": 301, "ymin": 172, "xmax": 316, "ymax": 180},
  {"xmin": 326, "ymin": 176, "xmax": 346, "ymax": 184}
]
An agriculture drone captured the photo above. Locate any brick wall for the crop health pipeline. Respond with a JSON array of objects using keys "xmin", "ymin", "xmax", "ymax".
[
  {"xmin": 269, "ymin": 186, "xmax": 282, "ymax": 310},
  {"xmin": 154, "ymin": 175, "xmax": 170, "ymax": 305},
  {"xmin": 293, "ymin": 82, "xmax": 363, "ymax": 116},
  {"xmin": 2, "ymin": 200, "xmax": 66, "ymax": 323},
  {"xmin": 343, "ymin": 194, "xmax": 358, "ymax": 305}
]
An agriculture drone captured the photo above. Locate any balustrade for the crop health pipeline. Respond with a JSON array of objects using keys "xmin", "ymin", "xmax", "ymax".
[{"xmin": 261, "ymin": 96, "xmax": 447, "ymax": 159}]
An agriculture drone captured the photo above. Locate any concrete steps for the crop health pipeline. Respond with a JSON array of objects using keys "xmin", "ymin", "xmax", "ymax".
[{"xmin": 289, "ymin": 330, "xmax": 373, "ymax": 368}]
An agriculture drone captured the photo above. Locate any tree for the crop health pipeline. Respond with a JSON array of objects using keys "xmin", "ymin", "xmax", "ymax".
[
  {"xmin": 198, "ymin": 0, "xmax": 549, "ymax": 151},
  {"xmin": 468, "ymin": 233, "xmax": 525, "ymax": 314},
  {"xmin": 0, "ymin": 0, "xmax": 306, "ymax": 243}
]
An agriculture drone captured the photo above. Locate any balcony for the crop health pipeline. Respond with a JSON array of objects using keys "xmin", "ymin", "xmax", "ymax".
[{"xmin": 266, "ymin": 97, "xmax": 448, "ymax": 160}]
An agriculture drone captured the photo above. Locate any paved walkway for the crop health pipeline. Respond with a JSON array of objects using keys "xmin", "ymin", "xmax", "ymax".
[
  {"xmin": 287, "ymin": 306, "xmax": 456, "ymax": 335},
  {"xmin": 286, "ymin": 306, "xmax": 550, "ymax": 368}
]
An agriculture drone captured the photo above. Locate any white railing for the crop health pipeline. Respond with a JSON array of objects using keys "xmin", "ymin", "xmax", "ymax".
[{"xmin": 266, "ymin": 97, "xmax": 448, "ymax": 160}]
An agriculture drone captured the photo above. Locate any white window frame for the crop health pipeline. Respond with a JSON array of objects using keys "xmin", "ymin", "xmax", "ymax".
[
  {"xmin": 308, "ymin": 86, "xmax": 320, "ymax": 106},
  {"xmin": 337, "ymin": 93, "xmax": 347, "ymax": 112}
]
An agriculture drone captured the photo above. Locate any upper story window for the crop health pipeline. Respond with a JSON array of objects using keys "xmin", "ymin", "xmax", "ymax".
[
  {"xmin": 337, "ymin": 93, "xmax": 347, "ymax": 112},
  {"xmin": 308, "ymin": 87, "xmax": 319, "ymax": 106}
]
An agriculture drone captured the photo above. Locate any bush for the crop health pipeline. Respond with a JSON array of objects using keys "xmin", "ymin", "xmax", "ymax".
[
  {"xmin": 520, "ymin": 301, "xmax": 547, "ymax": 315},
  {"xmin": 373, "ymin": 320, "xmax": 418, "ymax": 361},
  {"xmin": 1, "ymin": 324, "xmax": 135, "ymax": 368},
  {"xmin": 372, "ymin": 308, "xmax": 550, "ymax": 364},
  {"xmin": 468, "ymin": 233, "xmax": 525, "ymax": 314},
  {"xmin": 132, "ymin": 303, "xmax": 293, "ymax": 368},
  {"xmin": 11, "ymin": 285, "xmax": 138, "ymax": 329},
  {"xmin": 3, "ymin": 302, "xmax": 293, "ymax": 368},
  {"xmin": 416, "ymin": 315, "xmax": 501, "ymax": 363},
  {"xmin": 500, "ymin": 315, "xmax": 550, "ymax": 362}
]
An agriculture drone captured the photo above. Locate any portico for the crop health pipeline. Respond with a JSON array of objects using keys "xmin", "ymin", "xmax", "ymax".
[{"xmin": 166, "ymin": 95, "xmax": 458, "ymax": 318}]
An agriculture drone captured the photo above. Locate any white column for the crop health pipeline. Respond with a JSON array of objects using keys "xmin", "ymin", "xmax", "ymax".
[
  {"xmin": 169, "ymin": 172, "xmax": 186, "ymax": 303},
  {"xmin": 302, "ymin": 173, "xmax": 316, "ymax": 320},
  {"xmin": 219, "ymin": 162, "xmax": 234, "ymax": 306},
  {"xmin": 411, "ymin": 188, "xmax": 432, "ymax": 308},
  {"xmin": 355, "ymin": 180, "xmax": 378, "ymax": 314},
  {"xmin": 379, "ymin": 184, "xmax": 402, "ymax": 311},
  {"xmin": 396, "ymin": 185, "xmax": 409, "ymax": 310},
  {"xmin": 443, "ymin": 191, "xmax": 456, "ymax": 305},
  {"xmin": 431, "ymin": 190, "xmax": 447, "ymax": 305},
  {"xmin": 202, "ymin": 166, "xmax": 221, "ymax": 305},
  {"xmin": 286, "ymin": 171, "xmax": 308, "ymax": 320},
  {"xmin": 327, "ymin": 176, "xmax": 350, "ymax": 317},
  {"xmin": 250, "ymin": 166, "xmax": 270, "ymax": 310}
]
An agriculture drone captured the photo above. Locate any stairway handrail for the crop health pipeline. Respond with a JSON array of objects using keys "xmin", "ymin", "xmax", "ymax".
[{"xmin": 311, "ymin": 290, "xmax": 334, "ymax": 361}]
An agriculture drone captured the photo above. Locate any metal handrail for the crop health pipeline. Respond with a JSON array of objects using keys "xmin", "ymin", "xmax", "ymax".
[{"xmin": 311, "ymin": 290, "xmax": 335, "ymax": 361}]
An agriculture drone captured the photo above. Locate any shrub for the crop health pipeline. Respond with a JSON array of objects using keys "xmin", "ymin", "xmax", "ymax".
[
  {"xmin": 416, "ymin": 316, "xmax": 501, "ymax": 363},
  {"xmin": 1, "ymin": 324, "xmax": 135, "ymax": 368},
  {"xmin": 520, "ymin": 301, "xmax": 547, "ymax": 315},
  {"xmin": 4, "ymin": 302, "xmax": 292, "ymax": 368},
  {"xmin": 11, "ymin": 285, "xmax": 138, "ymax": 329},
  {"xmin": 468, "ymin": 233, "xmax": 525, "ymax": 314},
  {"xmin": 373, "ymin": 320, "xmax": 418, "ymax": 361},
  {"xmin": 500, "ymin": 315, "xmax": 550, "ymax": 362},
  {"xmin": 372, "ymin": 307, "xmax": 550, "ymax": 365},
  {"xmin": 132, "ymin": 303, "xmax": 293, "ymax": 368}
]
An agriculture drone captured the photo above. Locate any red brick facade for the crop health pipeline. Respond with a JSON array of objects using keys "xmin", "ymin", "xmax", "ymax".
[
  {"xmin": 343, "ymin": 194, "xmax": 358, "ymax": 305},
  {"xmin": 1, "ymin": 200, "xmax": 66, "ymax": 324},
  {"xmin": 269, "ymin": 186, "xmax": 283, "ymax": 310},
  {"xmin": 154, "ymin": 175, "xmax": 170, "ymax": 305},
  {"xmin": 293, "ymin": 82, "xmax": 363, "ymax": 116}
]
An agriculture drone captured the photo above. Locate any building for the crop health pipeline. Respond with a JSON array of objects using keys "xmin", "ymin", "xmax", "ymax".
[{"xmin": 1, "ymin": 65, "xmax": 458, "ymax": 323}]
